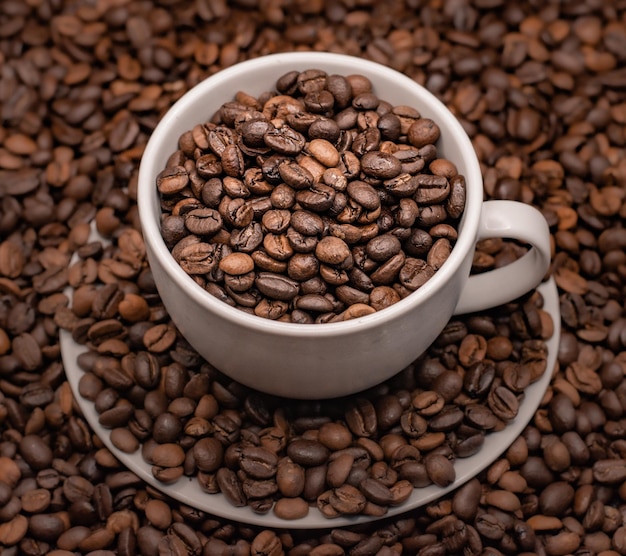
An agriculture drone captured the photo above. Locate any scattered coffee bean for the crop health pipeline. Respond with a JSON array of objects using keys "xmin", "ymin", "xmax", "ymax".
[{"xmin": 2, "ymin": 0, "xmax": 626, "ymax": 553}]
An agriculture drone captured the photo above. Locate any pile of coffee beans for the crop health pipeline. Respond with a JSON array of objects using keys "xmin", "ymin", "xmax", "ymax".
[
  {"xmin": 157, "ymin": 70, "xmax": 466, "ymax": 323},
  {"xmin": 56, "ymin": 219, "xmax": 552, "ymax": 519},
  {"xmin": 2, "ymin": 0, "xmax": 626, "ymax": 554}
]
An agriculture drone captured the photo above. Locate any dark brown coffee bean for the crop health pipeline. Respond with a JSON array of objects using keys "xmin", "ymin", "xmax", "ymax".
[
  {"xmin": 370, "ymin": 252, "xmax": 405, "ymax": 285},
  {"xmin": 220, "ymin": 145, "xmax": 245, "ymax": 178},
  {"xmin": 19, "ymin": 435, "xmax": 53, "ymax": 470},
  {"xmin": 227, "ymin": 223, "xmax": 262, "ymax": 254},
  {"xmin": 263, "ymin": 126, "xmax": 306, "ymax": 155},
  {"xmin": 447, "ymin": 175, "xmax": 466, "ymax": 219},
  {"xmin": 290, "ymin": 210, "xmax": 324, "ymax": 236},
  {"xmin": 296, "ymin": 183, "xmax": 336, "ymax": 213},
  {"xmin": 452, "ymin": 478, "xmax": 481, "ymax": 522},
  {"xmin": 220, "ymin": 196, "xmax": 255, "ymax": 229},
  {"xmin": 360, "ymin": 151, "xmax": 402, "ymax": 179},
  {"xmin": 538, "ymin": 481, "xmax": 575, "ymax": 516},
  {"xmin": 398, "ymin": 258, "xmax": 435, "ymax": 291},
  {"xmin": 215, "ymin": 468, "xmax": 246, "ymax": 507},
  {"xmin": 346, "ymin": 180, "xmax": 380, "ymax": 211},
  {"xmin": 240, "ymin": 446, "xmax": 278, "ymax": 480},
  {"xmin": 345, "ymin": 398, "xmax": 377, "ymax": 437},
  {"xmin": 262, "ymin": 233, "xmax": 293, "ymax": 261},
  {"xmin": 98, "ymin": 404, "xmax": 133, "ymax": 429},
  {"xmin": 359, "ymin": 477, "xmax": 394, "ymax": 506},
  {"xmin": 488, "ymin": 386, "xmax": 519, "ymax": 421},
  {"xmin": 366, "ymin": 234, "xmax": 401, "ymax": 263},
  {"xmin": 278, "ymin": 160, "xmax": 314, "ymax": 190},
  {"xmin": 424, "ymin": 454, "xmax": 455, "ymax": 487},
  {"xmin": 475, "ymin": 513, "xmax": 506, "ymax": 542},
  {"xmin": 287, "ymin": 439, "xmax": 330, "ymax": 467},
  {"xmin": 255, "ymin": 272, "xmax": 299, "ymax": 302},
  {"xmin": 309, "ymin": 118, "xmax": 341, "ymax": 143},
  {"xmin": 328, "ymin": 484, "xmax": 367, "ymax": 515}
]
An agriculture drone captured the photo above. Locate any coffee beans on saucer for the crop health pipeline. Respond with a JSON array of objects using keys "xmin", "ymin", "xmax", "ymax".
[
  {"xmin": 59, "ymin": 220, "xmax": 552, "ymax": 519},
  {"xmin": 156, "ymin": 70, "xmax": 466, "ymax": 323}
]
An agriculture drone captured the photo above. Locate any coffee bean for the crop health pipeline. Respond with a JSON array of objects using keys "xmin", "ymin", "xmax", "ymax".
[
  {"xmin": 28, "ymin": 513, "xmax": 67, "ymax": 542},
  {"xmin": 398, "ymin": 258, "xmax": 435, "ymax": 291},
  {"xmin": 275, "ymin": 459, "xmax": 305, "ymax": 498},
  {"xmin": 110, "ymin": 428, "xmax": 139, "ymax": 453},
  {"xmin": 593, "ymin": 459, "xmax": 626, "ymax": 484},
  {"xmin": 424, "ymin": 454, "xmax": 455, "ymax": 487},
  {"xmin": 151, "ymin": 443, "xmax": 185, "ymax": 468},
  {"xmin": 278, "ymin": 160, "xmax": 314, "ymax": 191},
  {"xmin": 452, "ymin": 478, "xmax": 481, "ymax": 522},
  {"xmin": 326, "ymin": 484, "xmax": 366, "ymax": 515},
  {"xmin": 287, "ymin": 439, "xmax": 330, "ymax": 467},
  {"xmin": 19, "ymin": 435, "xmax": 53, "ymax": 471},
  {"xmin": 156, "ymin": 166, "xmax": 189, "ymax": 195},
  {"xmin": 219, "ymin": 252, "xmax": 255, "ymax": 275},
  {"xmin": 360, "ymin": 151, "xmax": 402, "ymax": 179},
  {"xmin": 273, "ymin": 497, "xmax": 309, "ymax": 520},
  {"xmin": 240, "ymin": 446, "xmax": 278, "ymax": 480},
  {"xmin": 143, "ymin": 324, "xmax": 177, "ymax": 354},
  {"xmin": 216, "ymin": 468, "xmax": 246, "ymax": 507},
  {"xmin": 407, "ymin": 119, "xmax": 440, "ymax": 148},
  {"xmin": 255, "ymin": 272, "xmax": 299, "ymax": 302}
]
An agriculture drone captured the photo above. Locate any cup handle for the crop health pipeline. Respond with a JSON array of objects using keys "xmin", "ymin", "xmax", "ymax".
[{"xmin": 453, "ymin": 200, "xmax": 551, "ymax": 315}]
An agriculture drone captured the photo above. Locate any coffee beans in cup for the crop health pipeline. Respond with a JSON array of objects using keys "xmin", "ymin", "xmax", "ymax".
[{"xmin": 155, "ymin": 69, "xmax": 466, "ymax": 323}]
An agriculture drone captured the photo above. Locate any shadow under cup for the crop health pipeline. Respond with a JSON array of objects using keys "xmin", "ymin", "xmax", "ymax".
[{"xmin": 137, "ymin": 52, "xmax": 484, "ymax": 399}]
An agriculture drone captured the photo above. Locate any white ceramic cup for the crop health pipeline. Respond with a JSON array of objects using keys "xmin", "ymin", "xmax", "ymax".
[{"xmin": 137, "ymin": 52, "xmax": 551, "ymax": 399}]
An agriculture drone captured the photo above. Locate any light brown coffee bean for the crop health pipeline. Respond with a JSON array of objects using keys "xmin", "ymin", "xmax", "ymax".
[{"xmin": 273, "ymin": 496, "xmax": 309, "ymax": 520}]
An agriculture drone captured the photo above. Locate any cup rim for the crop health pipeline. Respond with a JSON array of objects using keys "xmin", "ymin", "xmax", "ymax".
[{"xmin": 137, "ymin": 51, "xmax": 483, "ymax": 339}]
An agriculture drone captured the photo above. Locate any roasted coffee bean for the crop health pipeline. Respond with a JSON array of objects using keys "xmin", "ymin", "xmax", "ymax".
[
  {"xmin": 19, "ymin": 435, "xmax": 53, "ymax": 471},
  {"xmin": 287, "ymin": 439, "xmax": 330, "ymax": 467},
  {"xmin": 488, "ymin": 386, "xmax": 519, "ymax": 422},
  {"xmin": 424, "ymin": 454, "xmax": 455, "ymax": 487},
  {"xmin": 240, "ymin": 446, "xmax": 278, "ymax": 479},
  {"xmin": 278, "ymin": 160, "xmax": 314, "ymax": 190},
  {"xmin": 255, "ymin": 272, "xmax": 299, "ymax": 302},
  {"xmin": 216, "ymin": 468, "xmax": 246, "ymax": 507},
  {"xmin": 398, "ymin": 258, "xmax": 435, "ymax": 291},
  {"xmin": 327, "ymin": 484, "xmax": 367, "ymax": 515},
  {"xmin": 157, "ymin": 166, "xmax": 189, "ymax": 195},
  {"xmin": 360, "ymin": 151, "xmax": 402, "ymax": 179}
]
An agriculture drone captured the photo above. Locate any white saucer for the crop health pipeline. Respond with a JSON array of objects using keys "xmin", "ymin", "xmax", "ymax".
[{"xmin": 61, "ymin": 258, "xmax": 559, "ymax": 529}]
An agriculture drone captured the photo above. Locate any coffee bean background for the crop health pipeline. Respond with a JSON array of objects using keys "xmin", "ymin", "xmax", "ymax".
[{"xmin": 1, "ymin": 0, "xmax": 626, "ymax": 554}]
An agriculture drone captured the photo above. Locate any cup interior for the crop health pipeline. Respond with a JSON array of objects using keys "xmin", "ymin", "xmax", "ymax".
[{"xmin": 137, "ymin": 52, "xmax": 483, "ymax": 337}]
